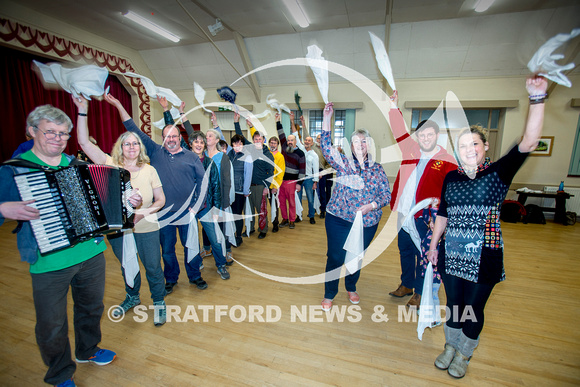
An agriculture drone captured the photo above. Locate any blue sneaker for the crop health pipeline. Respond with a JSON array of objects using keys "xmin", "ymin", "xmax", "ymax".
[
  {"xmin": 55, "ymin": 378, "xmax": 76, "ymax": 387},
  {"xmin": 76, "ymin": 349, "xmax": 116, "ymax": 365}
]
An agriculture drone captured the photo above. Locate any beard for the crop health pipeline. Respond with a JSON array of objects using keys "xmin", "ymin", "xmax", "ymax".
[
  {"xmin": 419, "ymin": 141, "xmax": 437, "ymax": 153},
  {"xmin": 285, "ymin": 146, "xmax": 295, "ymax": 153}
]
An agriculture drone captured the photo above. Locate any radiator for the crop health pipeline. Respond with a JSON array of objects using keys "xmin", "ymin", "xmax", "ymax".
[{"xmin": 543, "ymin": 186, "xmax": 580, "ymax": 216}]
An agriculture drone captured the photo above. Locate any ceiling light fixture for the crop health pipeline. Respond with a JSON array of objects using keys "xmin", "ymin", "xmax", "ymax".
[
  {"xmin": 282, "ymin": 0, "xmax": 310, "ymax": 28},
  {"xmin": 122, "ymin": 11, "xmax": 180, "ymax": 42},
  {"xmin": 474, "ymin": 0, "xmax": 495, "ymax": 13}
]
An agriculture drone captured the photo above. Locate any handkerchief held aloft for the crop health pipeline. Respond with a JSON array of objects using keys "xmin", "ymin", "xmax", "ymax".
[
  {"xmin": 124, "ymin": 72, "xmax": 183, "ymax": 106},
  {"xmin": 194, "ymin": 82, "xmax": 212, "ymax": 113},
  {"xmin": 153, "ymin": 107, "xmax": 181, "ymax": 129},
  {"xmin": 369, "ymin": 31, "xmax": 397, "ymax": 92},
  {"xmin": 527, "ymin": 28, "xmax": 580, "ymax": 88},
  {"xmin": 33, "ymin": 60, "xmax": 109, "ymax": 100},
  {"xmin": 266, "ymin": 94, "xmax": 291, "ymax": 115},
  {"xmin": 344, "ymin": 211, "xmax": 364, "ymax": 275},
  {"xmin": 306, "ymin": 45, "xmax": 329, "ymax": 104}
]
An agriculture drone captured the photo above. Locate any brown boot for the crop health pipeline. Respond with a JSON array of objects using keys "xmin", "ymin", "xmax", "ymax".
[
  {"xmin": 406, "ymin": 293, "xmax": 421, "ymax": 309},
  {"xmin": 389, "ymin": 284, "xmax": 413, "ymax": 297}
]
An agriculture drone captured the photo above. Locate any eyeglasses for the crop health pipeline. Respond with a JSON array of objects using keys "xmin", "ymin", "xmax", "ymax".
[
  {"xmin": 165, "ymin": 135, "xmax": 180, "ymax": 139},
  {"xmin": 417, "ymin": 132, "xmax": 436, "ymax": 140},
  {"xmin": 36, "ymin": 127, "xmax": 71, "ymax": 141},
  {"xmin": 122, "ymin": 142, "xmax": 140, "ymax": 148}
]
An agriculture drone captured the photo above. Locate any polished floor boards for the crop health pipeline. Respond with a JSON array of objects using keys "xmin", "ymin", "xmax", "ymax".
[{"xmin": 0, "ymin": 210, "xmax": 579, "ymax": 386}]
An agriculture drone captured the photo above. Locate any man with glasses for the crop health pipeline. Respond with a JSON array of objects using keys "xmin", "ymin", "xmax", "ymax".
[
  {"xmin": 104, "ymin": 94, "xmax": 205, "ymax": 296},
  {"xmin": 387, "ymin": 91, "xmax": 456, "ymax": 309},
  {"xmin": 0, "ymin": 104, "xmax": 129, "ymax": 386}
]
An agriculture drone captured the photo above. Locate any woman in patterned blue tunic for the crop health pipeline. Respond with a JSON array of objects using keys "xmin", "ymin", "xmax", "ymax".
[
  {"xmin": 320, "ymin": 103, "xmax": 391, "ymax": 311},
  {"xmin": 426, "ymin": 76, "xmax": 548, "ymax": 379}
]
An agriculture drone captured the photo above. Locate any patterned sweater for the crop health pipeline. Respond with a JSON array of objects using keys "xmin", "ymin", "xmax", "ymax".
[
  {"xmin": 320, "ymin": 129, "xmax": 391, "ymax": 227},
  {"xmin": 438, "ymin": 144, "xmax": 528, "ymax": 284}
]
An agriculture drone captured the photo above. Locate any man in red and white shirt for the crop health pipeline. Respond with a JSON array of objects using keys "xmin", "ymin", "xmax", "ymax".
[{"xmin": 388, "ymin": 92, "xmax": 456, "ymax": 308}]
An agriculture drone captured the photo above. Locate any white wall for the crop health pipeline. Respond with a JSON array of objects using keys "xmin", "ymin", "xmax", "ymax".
[{"xmin": 159, "ymin": 75, "xmax": 580, "ymax": 187}]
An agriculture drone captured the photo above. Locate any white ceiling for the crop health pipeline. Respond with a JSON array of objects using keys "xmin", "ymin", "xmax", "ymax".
[{"xmin": 6, "ymin": 0, "xmax": 580, "ymax": 91}]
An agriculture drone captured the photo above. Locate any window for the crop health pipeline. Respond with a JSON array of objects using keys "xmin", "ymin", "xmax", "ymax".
[
  {"xmin": 308, "ymin": 109, "xmax": 351, "ymax": 144},
  {"xmin": 411, "ymin": 108, "xmax": 504, "ymax": 161},
  {"xmin": 568, "ymin": 115, "xmax": 580, "ymax": 177}
]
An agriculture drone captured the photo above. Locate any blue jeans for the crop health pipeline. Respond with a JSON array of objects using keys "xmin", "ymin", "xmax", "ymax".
[
  {"xmin": 317, "ymin": 169, "xmax": 332, "ymax": 213},
  {"xmin": 324, "ymin": 213, "xmax": 378, "ymax": 299},
  {"xmin": 31, "ymin": 253, "xmax": 106, "ymax": 385},
  {"xmin": 303, "ymin": 179, "xmax": 316, "ymax": 218},
  {"xmin": 398, "ymin": 218, "xmax": 428, "ymax": 294},
  {"xmin": 159, "ymin": 222, "xmax": 197, "ymax": 283},
  {"xmin": 108, "ymin": 230, "xmax": 166, "ymax": 302},
  {"xmin": 202, "ymin": 222, "xmax": 231, "ymax": 253}
]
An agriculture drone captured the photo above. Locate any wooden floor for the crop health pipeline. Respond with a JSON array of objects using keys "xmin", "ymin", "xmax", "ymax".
[{"xmin": 1, "ymin": 207, "xmax": 579, "ymax": 386}]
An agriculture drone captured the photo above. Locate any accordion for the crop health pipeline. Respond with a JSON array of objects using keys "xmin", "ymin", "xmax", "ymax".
[{"xmin": 14, "ymin": 164, "xmax": 135, "ymax": 254}]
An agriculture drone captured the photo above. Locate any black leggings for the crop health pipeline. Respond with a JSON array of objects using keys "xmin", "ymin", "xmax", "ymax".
[{"xmin": 441, "ymin": 272, "xmax": 495, "ymax": 340}]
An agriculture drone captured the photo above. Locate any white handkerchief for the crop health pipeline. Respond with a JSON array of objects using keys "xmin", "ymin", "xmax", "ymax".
[
  {"xmin": 124, "ymin": 72, "xmax": 183, "ymax": 106},
  {"xmin": 314, "ymin": 189, "xmax": 321, "ymax": 215},
  {"xmin": 344, "ymin": 211, "xmax": 364, "ymax": 275},
  {"xmin": 369, "ymin": 31, "xmax": 396, "ymax": 91},
  {"xmin": 295, "ymin": 190, "xmax": 303, "ymax": 220},
  {"xmin": 266, "ymin": 94, "xmax": 291, "ymax": 115},
  {"xmin": 122, "ymin": 230, "xmax": 140, "ymax": 288},
  {"xmin": 185, "ymin": 212, "xmax": 199, "ymax": 263},
  {"xmin": 224, "ymin": 207, "xmax": 237, "ymax": 246},
  {"xmin": 33, "ymin": 60, "xmax": 109, "ymax": 100},
  {"xmin": 306, "ymin": 45, "xmax": 329, "ymax": 104},
  {"xmin": 270, "ymin": 192, "xmax": 279, "ymax": 223},
  {"xmin": 401, "ymin": 198, "xmax": 433, "ymax": 252},
  {"xmin": 244, "ymin": 196, "xmax": 252, "ymax": 237},
  {"xmin": 418, "ymin": 262, "xmax": 437, "ymax": 341},
  {"xmin": 194, "ymin": 82, "xmax": 212, "ymax": 113},
  {"xmin": 153, "ymin": 107, "xmax": 181, "ymax": 129},
  {"xmin": 214, "ymin": 219, "xmax": 227, "ymax": 256},
  {"xmin": 527, "ymin": 28, "xmax": 580, "ymax": 88}
]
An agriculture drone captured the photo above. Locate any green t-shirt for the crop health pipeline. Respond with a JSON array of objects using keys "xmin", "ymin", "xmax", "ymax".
[{"xmin": 20, "ymin": 151, "xmax": 107, "ymax": 274}]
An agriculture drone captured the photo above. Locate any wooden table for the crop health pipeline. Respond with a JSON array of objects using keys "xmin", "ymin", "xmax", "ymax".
[{"xmin": 516, "ymin": 191, "xmax": 574, "ymax": 225}]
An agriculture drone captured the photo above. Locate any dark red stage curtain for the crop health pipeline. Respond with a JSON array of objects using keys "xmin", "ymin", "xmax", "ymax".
[{"xmin": 0, "ymin": 45, "xmax": 133, "ymax": 162}]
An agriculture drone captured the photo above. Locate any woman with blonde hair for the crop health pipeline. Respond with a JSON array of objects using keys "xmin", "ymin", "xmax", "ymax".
[{"xmin": 74, "ymin": 95, "xmax": 167, "ymax": 326}]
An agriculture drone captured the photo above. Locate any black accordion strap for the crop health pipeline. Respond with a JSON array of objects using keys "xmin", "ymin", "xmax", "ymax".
[
  {"xmin": 2, "ymin": 157, "xmax": 89, "ymax": 170},
  {"xmin": 2, "ymin": 158, "xmax": 53, "ymax": 170}
]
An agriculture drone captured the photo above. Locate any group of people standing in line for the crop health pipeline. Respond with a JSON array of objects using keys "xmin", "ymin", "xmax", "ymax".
[{"xmin": 0, "ymin": 74, "xmax": 547, "ymax": 385}]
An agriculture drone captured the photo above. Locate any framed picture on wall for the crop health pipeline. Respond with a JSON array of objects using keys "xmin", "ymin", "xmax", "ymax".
[{"xmin": 531, "ymin": 136, "xmax": 554, "ymax": 156}]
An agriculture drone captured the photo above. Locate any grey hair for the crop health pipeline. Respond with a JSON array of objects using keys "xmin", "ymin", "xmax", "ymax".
[
  {"xmin": 26, "ymin": 105, "xmax": 73, "ymax": 133},
  {"xmin": 206, "ymin": 129, "xmax": 222, "ymax": 151},
  {"xmin": 350, "ymin": 128, "xmax": 371, "ymax": 142}
]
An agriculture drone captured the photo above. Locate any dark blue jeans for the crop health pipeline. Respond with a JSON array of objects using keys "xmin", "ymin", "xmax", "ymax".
[
  {"xmin": 299, "ymin": 178, "xmax": 316, "ymax": 218},
  {"xmin": 159, "ymin": 222, "xmax": 197, "ymax": 283},
  {"xmin": 317, "ymin": 169, "xmax": 333, "ymax": 213},
  {"xmin": 324, "ymin": 213, "xmax": 378, "ymax": 299},
  {"xmin": 108, "ymin": 230, "xmax": 166, "ymax": 302},
  {"xmin": 398, "ymin": 218, "xmax": 428, "ymax": 294},
  {"xmin": 31, "ymin": 253, "xmax": 106, "ymax": 385}
]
